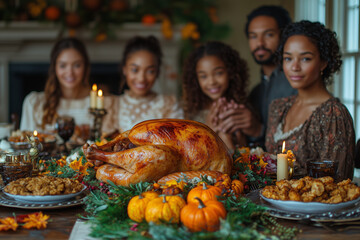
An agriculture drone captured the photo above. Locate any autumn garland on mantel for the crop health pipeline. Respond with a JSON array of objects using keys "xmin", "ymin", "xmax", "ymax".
[{"xmin": 0, "ymin": 0, "xmax": 230, "ymax": 48}]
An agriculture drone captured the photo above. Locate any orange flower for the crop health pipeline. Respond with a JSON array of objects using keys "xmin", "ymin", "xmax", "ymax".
[
  {"xmin": 164, "ymin": 179, "xmax": 186, "ymax": 190},
  {"xmin": 181, "ymin": 22, "xmax": 200, "ymax": 40},
  {"xmin": 39, "ymin": 171, "xmax": 50, "ymax": 176},
  {"xmin": 22, "ymin": 212, "xmax": 49, "ymax": 230},
  {"xmin": 69, "ymin": 157, "xmax": 93, "ymax": 176},
  {"xmin": 259, "ymin": 158, "xmax": 268, "ymax": 168},
  {"xmin": 0, "ymin": 217, "xmax": 18, "ymax": 231},
  {"xmin": 96, "ymin": 138, "xmax": 108, "ymax": 146},
  {"xmin": 56, "ymin": 157, "xmax": 66, "ymax": 167},
  {"xmin": 95, "ymin": 33, "xmax": 107, "ymax": 42}
]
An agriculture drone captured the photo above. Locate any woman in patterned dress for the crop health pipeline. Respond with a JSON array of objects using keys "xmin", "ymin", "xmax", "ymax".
[
  {"xmin": 116, "ymin": 36, "xmax": 183, "ymax": 132},
  {"xmin": 182, "ymin": 41, "xmax": 249, "ymax": 152},
  {"xmin": 265, "ymin": 21, "xmax": 355, "ymax": 180}
]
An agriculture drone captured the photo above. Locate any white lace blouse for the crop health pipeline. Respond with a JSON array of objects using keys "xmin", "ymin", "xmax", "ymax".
[
  {"xmin": 117, "ymin": 90, "xmax": 184, "ymax": 132},
  {"xmin": 20, "ymin": 91, "xmax": 117, "ymax": 133}
]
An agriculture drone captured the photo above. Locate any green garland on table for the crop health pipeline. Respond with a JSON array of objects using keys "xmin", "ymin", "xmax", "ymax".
[
  {"xmin": 37, "ymin": 147, "xmax": 297, "ymax": 239},
  {"xmin": 81, "ymin": 182, "xmax": 298, "ymax": 240}
]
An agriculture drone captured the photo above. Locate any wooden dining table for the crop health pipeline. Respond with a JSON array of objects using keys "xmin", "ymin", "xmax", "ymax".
[{"xmin": 1, "ymin": 204, "xmax": 360, "ymax": 240}]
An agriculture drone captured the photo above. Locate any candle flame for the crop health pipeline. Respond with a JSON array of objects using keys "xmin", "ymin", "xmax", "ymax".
[
  {"xmin": 92, "ymin": 84, "xmax": 97, "ymax": 91},
  {"xmin": 33, "ymin": 130, "xmax": 38, "ymax": 136},
  {"xmin": 282, "ymin": 141, "xmax": 286, "ymax": 153},
  {"xmin": 98, "ymin": 89, "xmax": 103, "ymax": 97}
]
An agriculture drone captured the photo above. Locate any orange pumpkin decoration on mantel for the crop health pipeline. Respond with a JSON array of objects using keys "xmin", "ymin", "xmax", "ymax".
[
  {"xmin": 65, "ymin": 12, "xmax": 82, "ymax": 28},
  {"xmin": 187, "ymin": 183, "xmax": 222, "ymax": 204},
  {"xmin": 44, "ymin": 6, "xmax": 61, "ymax": 21},
  {"xmin": 127, "ymin": 191, "xmax": 159, "ymax": 222},
  {"xmin": 180, "ymin": 197, "xmax": 227, "ymax": 232},
  {"xmin": 145, "ymin": 195, "xmax": 185, "ymax": 224}
]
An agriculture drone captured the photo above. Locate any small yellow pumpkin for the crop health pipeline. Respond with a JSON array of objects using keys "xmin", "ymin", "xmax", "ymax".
[
  {"xmin": 187, "ymin": 183, "xmax": 222, "ymax": 204},
  {"xmin": 180, "ymin": 197, "xmax": 227, "ymax": 232},
  {"xmin": 127, "ymin": 191, "xmax": 159, "ymax": 222},
  {"xmin": 145, "ymin": 195, "xmax": 186, "ymax": 224},
  {"xmin": 231, "ymin": 180, "xmax": 244, "ymax": 195}
]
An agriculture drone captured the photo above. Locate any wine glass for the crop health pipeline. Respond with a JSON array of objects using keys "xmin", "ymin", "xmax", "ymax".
[{"xmin": 55, "ymin": 116, "xmax": 75, "ymax": 154}]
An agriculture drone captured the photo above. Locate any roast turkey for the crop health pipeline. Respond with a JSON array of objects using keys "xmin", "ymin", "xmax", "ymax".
[{"xmin": 83, "ymin": 119, "xmax": 232, "ymax": 186}]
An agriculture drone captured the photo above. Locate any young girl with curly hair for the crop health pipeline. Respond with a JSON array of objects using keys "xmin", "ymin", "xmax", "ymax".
[
  {"xmin": 265, "ymin": 20, "xmax": 355, "ymax": 180},
  {"xmin": 182, "ymin": 41, "xmax": 249, "ymax": 151},
  {"xmin": 116, "ymin": 36, "xmax": 183, "ymax": 132},
  {"xmin": 20, "ymin": 37, "xmax": 116, "ymax": 134}
]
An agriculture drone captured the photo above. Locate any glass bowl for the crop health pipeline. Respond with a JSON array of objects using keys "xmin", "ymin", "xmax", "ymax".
[
  {"xmin": 0, "ymin": 162, "xmax": 33, "ymax": 185},
  {"xmin": 306, "ymin": 159, "xmax": 338, "ymax": 179}
]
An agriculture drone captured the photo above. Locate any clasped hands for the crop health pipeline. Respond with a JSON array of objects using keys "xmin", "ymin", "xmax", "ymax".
[{"xmin": 206, "ymin": 98, "xmax": 262, "ymax": 138}]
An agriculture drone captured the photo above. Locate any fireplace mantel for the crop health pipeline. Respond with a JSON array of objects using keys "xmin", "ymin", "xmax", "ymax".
[{"xmin": 0, "ymin": 22, "xmax": 182, "ymax": 123}]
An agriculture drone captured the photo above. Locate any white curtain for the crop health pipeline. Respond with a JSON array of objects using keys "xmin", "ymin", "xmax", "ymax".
[{"xmin": 295, "ymin": 0, "xmax": 326, "ymax": 24}]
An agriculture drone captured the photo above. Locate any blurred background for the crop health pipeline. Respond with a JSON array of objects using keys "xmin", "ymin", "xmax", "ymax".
[{"xmin": 0, "ymin": 0, "xmax": 359, "ymax": 137}]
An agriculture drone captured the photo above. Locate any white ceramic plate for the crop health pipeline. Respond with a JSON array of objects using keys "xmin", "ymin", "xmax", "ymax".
[
  {"xmin": 2, "ymin": 185, "xmax": 86, "ymax": 203},
  {"xmin": 260, "ymin": 190, "xmax": 360, "ymax": 214}
]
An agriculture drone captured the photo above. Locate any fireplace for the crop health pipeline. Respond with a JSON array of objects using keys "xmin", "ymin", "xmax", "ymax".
[
  {"xmin": 8, "ymin": 62, "xmax": 121, "ymax": 123},
  {"xmin": 0, "ymin": 22, "xmax": 182, "ymax": 124}
]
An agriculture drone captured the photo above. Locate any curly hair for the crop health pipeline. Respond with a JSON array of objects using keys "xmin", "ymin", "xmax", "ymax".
[
  {"xmin": 119, "ymin": 35, "xmax": 163, "ymax": 93},
  {"xmin": 42, "ymin": 37, "xmax": 90, "ymax": 128},
  {"xmin": 245, "ymin": 5, "xmax": 292, "ymax": 38},
  {"xmin": 277, "ymin": 20, "xmax": 342, "ymax": 86},
  {"xmin": 182, "ymin": 41, "xmax": 249, "ymax": 118}
]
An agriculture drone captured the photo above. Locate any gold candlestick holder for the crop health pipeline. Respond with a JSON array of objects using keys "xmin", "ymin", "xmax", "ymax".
[
  {"xmin": 27, "ymin": 136, "xmax": 43, "ymax": 176},
  {"xmin": 89, "ymin": 108, "xmax": 107, "ymax": 140}
]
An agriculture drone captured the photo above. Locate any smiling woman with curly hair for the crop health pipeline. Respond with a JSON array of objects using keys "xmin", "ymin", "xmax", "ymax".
[
  {"xmin": 266, "ymin": 20, "xmax": 355, "ymax": 180},
  {"xmin": 182, "ymin": 41, "xmax": 249, "ymax": 151}
]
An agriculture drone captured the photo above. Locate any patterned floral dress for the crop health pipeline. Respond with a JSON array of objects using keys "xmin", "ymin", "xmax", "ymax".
[{"xmin": 265, "ymin": 96, "xmax": 355, "ymax": 180}]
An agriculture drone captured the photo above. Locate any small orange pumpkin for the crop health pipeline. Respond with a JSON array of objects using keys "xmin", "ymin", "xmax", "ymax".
[
  {"xmin": 187, "ymin": 183, "xmax": 222, "ymax": 204},
  {"xmin": 214, "ymin": 174, "xmax": 232, "ymax": 191},
  {"xmin": 44, "ymin": 6, "xmax": 60, "ymax": 21},
  {"xmin": 180, "ymin": 197, "xmax": 227, "ymax": 232},
  {"xmin": 127, "ymin": 191, "xmax": 159, "ymax": 222},
  {"xmin": 231, "ymin": 180, "xmax": 244, "ymax": 195},
  {"xmin": 142, "ymin": 14, "xmax": 156, "ymax": 25},
  {"xmin": 145, "ymin": 195, "xmax": 185, "ymax": 224}
]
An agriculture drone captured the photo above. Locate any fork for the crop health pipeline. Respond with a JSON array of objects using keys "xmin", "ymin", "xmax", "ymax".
[{"xmin": 249, "ymin": 182, "xmax": 260, "ymax": 191}]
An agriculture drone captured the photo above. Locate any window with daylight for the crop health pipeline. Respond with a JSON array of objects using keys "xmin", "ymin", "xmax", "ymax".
[
  {"xmin": 333, "ymin": 0, "xmax": 360, "ymax": 138},
  {"xmin": 296, "ymin": 0, "xmax": 360, "ymax": 138}
]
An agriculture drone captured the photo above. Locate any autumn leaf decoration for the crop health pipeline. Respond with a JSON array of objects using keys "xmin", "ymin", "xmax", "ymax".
[
  {"xmin": 0, "ymin": 217, "xmax": 18, "ymax": 231},
  {"xmin": 69, "ymin": 156, "xmax": 93, "ymax": 176},
  {"xmin": 0, "ymin": 212, "xmax": 50, "ymax": 231},
  {"xmin": 22, "ymin": 212, "xmax": 50, "ymax": 230}
]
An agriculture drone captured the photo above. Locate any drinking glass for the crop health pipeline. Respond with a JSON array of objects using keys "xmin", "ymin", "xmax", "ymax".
[
  {"xmin": 307, "ymin": 159, "xmax": 338, "ymax": 179},
  {"xmin": 55, "ymin": 116, "xmax": 75, "ymax": 154}
]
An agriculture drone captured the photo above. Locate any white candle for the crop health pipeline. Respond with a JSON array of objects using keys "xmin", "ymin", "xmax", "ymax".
[
  {"xmin": 96, "ymin": 89, "xmax": 104, "ymax": 109},
  {"xmin": 90, "ymin": 84, "xmax": 97, "ymax": 109},
  {"xmin": 277, "ymin": 141, "xmax": 288, "ymax": 181}
]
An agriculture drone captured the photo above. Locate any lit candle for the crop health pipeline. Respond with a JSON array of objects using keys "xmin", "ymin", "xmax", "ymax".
[
  {"xmin": 277, "ymin": 141, "xmax": 288, "ymax": 181},
  {"xmin": 33, "ymin": 130, "xmax": 38, "ymax": 137},
  {"xmin": 96, "ymin": 89, "xmax": 104, "ymax": 109},
  {"xmin": 90, "ymin": 84, "xmax": 97, "ymax": 109}
]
